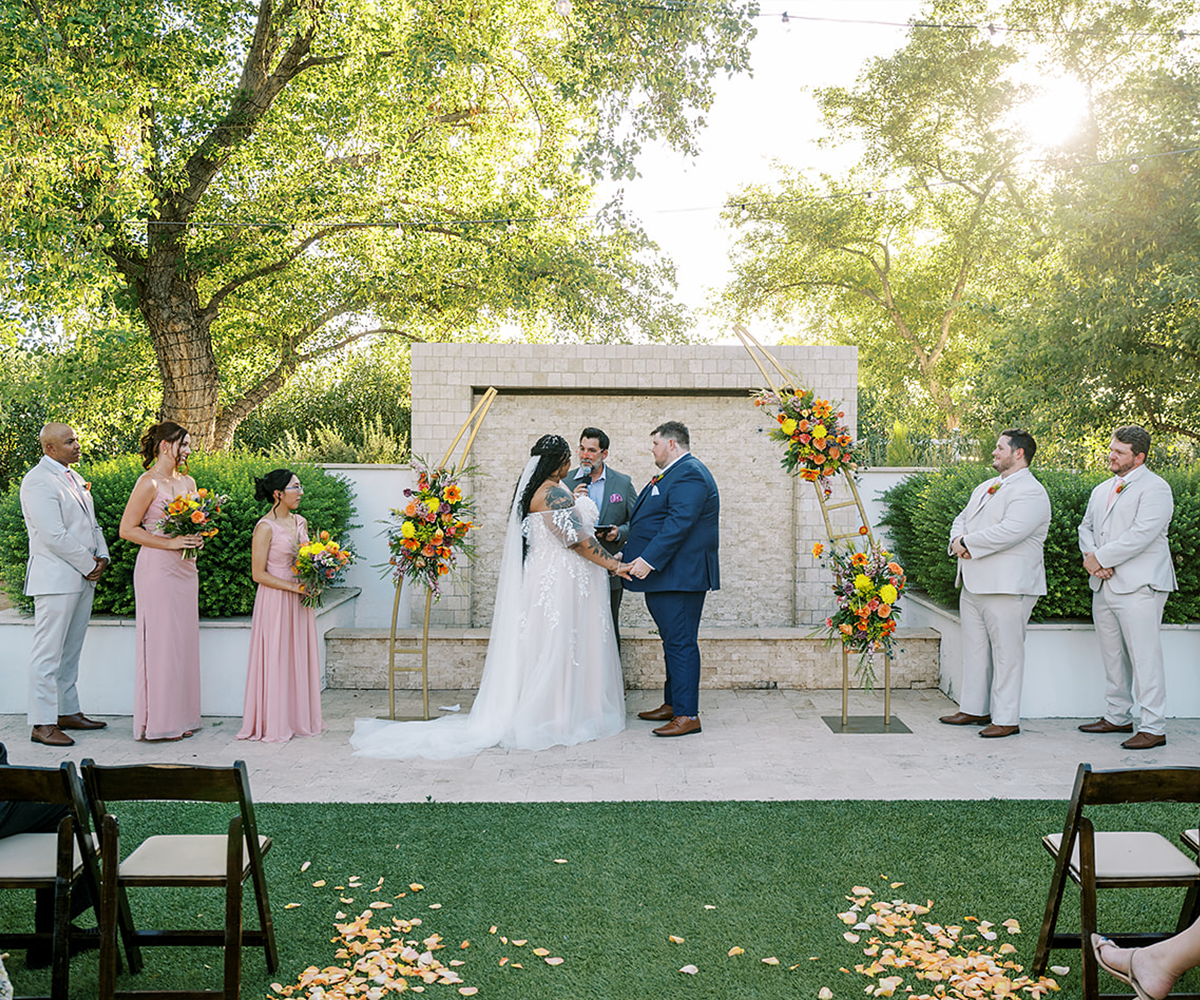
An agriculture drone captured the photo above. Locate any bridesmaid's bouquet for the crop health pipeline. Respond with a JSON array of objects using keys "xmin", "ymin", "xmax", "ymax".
[
  {"xmin": 294, "ymin": 532, "xmax": 355, "ymax": 608},
  {"xmin": 157, "ymin": 489, "xmax": 230, "ymax": 560}
]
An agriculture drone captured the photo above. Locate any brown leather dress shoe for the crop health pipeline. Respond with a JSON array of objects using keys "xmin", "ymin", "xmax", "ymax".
[
  {"xmin": 652, "ymin": 716, "xmax": 702, "ymax": 737},
  {"xmin": 637, "ymin": 703, "xmax": 675, "ymax": 722},
  {"xmin": 1078, "ymin": 718, "xmax": 1133, "ymax": 734},
  {"xmin": 57, "ymin": 712, "xmax": 107, "ymax": 730},
  {"xmin": 979, "ymin": 724, "xmax": 1020, "ymax": 738},
  {"xmin": 31, "ymin": 724, "xmax": 75, "ymax": 747},
  {"xmin": 1121, "ymin": 731, "xmax": 1166, "ymax": 750},
  {"xmin": 939, "ymin": 712, "xmax": 991, "ymax": 726}
]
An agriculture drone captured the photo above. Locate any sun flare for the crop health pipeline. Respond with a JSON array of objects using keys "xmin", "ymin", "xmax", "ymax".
[{"xmin": 1012, "ymin": 75, "xmax": 1091, "ymax": 150}]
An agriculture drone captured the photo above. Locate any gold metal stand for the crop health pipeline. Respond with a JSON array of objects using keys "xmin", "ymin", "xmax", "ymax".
[{"xmin": 381, "ymin": 387, "xmax": 498, "ymax": 721}]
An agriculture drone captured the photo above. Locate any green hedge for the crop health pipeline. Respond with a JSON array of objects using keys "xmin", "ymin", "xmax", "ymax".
[
  {"xmin": 0, "ymin": 452, "xmax": 356, "ymax": 617},
  {"xmin": 879, "ymin": 465, "xmax": 1200, "ymax": 623}
]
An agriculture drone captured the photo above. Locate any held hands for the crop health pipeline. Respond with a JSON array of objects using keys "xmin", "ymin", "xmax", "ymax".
[
  {"xmin": 628, "ymin": 556, "xmax": 652, "ymax": 580},
  {"xmin": 613, "ymin": 562, "xmax": 633, "ymax": 580},
  {"xmin": 84, "ymin": 556, "xmax": 109, "ymax": 582}
]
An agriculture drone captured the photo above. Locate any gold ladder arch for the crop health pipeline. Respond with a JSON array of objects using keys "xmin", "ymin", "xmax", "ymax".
[{"xmin": 733, "ymin": 325, "xmax": 893, "ymax": 725}]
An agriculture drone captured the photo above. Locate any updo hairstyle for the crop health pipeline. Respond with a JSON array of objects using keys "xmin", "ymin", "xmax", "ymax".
[
  {"xmin": 139, "ymin": 421, "xmax": 189, "ymax": 470},
  {"xmin": 254, "ymin": 468, "xmax": 297, "ymax": 508},
  {"xmin": 519, "ymin": 434, "xmax": 571, "ymax": 521}
]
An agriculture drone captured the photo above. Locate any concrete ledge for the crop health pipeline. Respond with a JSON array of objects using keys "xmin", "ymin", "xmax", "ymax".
[
  {"xmin": 0, "ymin": 588, "xmax": 360, "ymax": 717},
  {"xmin": 903, "ymin": 591, "xmax": 1200, "ymax": 718},
  {"xmin": 324, "ymin": 625, "xmax": 941, "ymax": 691}
]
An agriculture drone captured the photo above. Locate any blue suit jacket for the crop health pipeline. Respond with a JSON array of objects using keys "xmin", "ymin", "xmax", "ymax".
[{"xmin": 623, "ymin": 452, "xmax": 720, "ymax": 593}]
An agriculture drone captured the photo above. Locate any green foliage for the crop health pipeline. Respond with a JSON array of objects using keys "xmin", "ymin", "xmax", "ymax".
[
  {"xmin": 0, "ymin": 453, "xmax": 355, "ymax": 617},
  {"xmin": 880, "ymin": 465, "xmax": 1200, "ymax": 622},
  {"xmin": 884, "ymin": 421, "xmax": 915, "ymax": 467},
  {"xmin": 275, "ymin": 415, "xmax": 409, "ymax": 465}
]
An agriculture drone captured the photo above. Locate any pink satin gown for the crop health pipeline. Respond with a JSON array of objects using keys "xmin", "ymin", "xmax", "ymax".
[
  {"xmin": 237, "ymin": 515, "xmax": 324, "ymax": 742},
  {"xmin": 133, "ymin": 490, "xmax": 202, "ymax": 740}
]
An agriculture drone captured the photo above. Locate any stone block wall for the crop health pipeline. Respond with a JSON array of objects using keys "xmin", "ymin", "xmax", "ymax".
[{"xmin": 409, "ymin": 344, "xmax": 859, "ymax": 629}]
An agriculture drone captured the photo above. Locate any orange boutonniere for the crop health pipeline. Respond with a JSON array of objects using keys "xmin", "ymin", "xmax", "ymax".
[
  {"xmin": 987, "ymin": 481, "xmax": 1002, "ymax": 495},
  {"xmin": 651, "ymin": 474, "xmax": 662, "ymax": 485},
  {"xmin": 1115, "ymin": 481, "xmax": 1128, "ymax": 495},
  {"xmin": 83, "ymin": 481, "xmax": 92, "ymax": 492}
]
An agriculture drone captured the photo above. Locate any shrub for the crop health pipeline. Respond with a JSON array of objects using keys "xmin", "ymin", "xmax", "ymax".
[
  {"xmin": 275, "ymin": 414, "xmax": 409, "ymax": 465},
  {"xmin": 0, "ymin": 452, "xmax": 355, "ymax": 617},
  {"xmin": 879, "ymin": 465, "xmax": 1200, "ymax": 623}
]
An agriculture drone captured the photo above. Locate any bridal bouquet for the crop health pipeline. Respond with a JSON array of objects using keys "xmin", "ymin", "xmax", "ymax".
[
  {"xmin": 383, "ymin": 459, "xmax": 476, "ymax": 599},
  {"xmin": 812, "ymin": 538, "xmax": 907, "ymax": 688},
  {"xmin": 753, "ymin": 388, "xmax": 856, "ymax": 492},
  {"xmin": 157, "ymin": 488, "xmax": 229, "ymax": 560},
  {"xmin": 294, "ymin": 531, "xmax": 355, "ymax": 609}
]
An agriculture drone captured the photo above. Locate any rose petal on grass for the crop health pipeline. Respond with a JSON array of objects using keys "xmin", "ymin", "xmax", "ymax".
[
  {"xmin": 679, "ymin": 964, "xmax": 698, "ymax": 975},
  {"xmin": 340, "ymin": 897, "xmax": 353, "ymax": 904},
  {"xmin": 369, "ymin": 902, "xmax": 392, "ymax": 909},
  {"xmin": 449, "ymin": 960, "xmax": 465, "ymax": 967},
  {"xmin": 1002, "ymin": 918, "xmax": 1021, "ymax": 932},
  {"xmin": 554, "ymin": 859, "xmax": 568, "ymax": 864},
  {"xmin": 843, "ymin": 933, "xmax": 860, "ymax": 943},
  {"xmin": 458, "ymin": 989, "xmax": 478, "ymax": 996},
  {"xmin": 851, "ymin": 886, "xmax": 874, "ymax": 896},
  {"xmin": 544, "ymin": 957, "xmax": 564, "ymax": 966},
  {"xmin": 500, "ymin": 937, "xmax": 508, "ymax": 944},
  {"xmin": 533, "ymin": 948, "xmax": 550, "ymax": 957},
  {"xmin": 460, "ymin": 941, "xmax": 470, "ymax": 950},
  {"xmin": 300, "ymin": 862, "xmax": 312, "ymax": 872},
  {"xmin": 512, "ymin": 940, "xmax": 527, "ymax": 946},
  {"xmin": 410, "ymin": 883, "xmax": 424, "ymax": 891},
  {"xmin": 284, "ymin": 903, "xmax": 301, "ymax": 909},
  {"xmin": 728, "ymin": 947, "xmax": 745, "ymax": 957},
  {"xmin": 704, "ymin": 904, "xmax": 717, "ymax": 910},
  {"xmin": 761, "ymin": 956, "xmax": 779, "ymax": 965},
  {"xmin": 819, "ymin": 988, "xmax": 833, "ymax": 999},
  {"xmin": 429, "ymin": 904, "xmax": 442, "ymax": 910},
  {"xmin": 312, "ymin": 880, "xmax": 326, "ymax": 887},
  {"xmin": 489, "ymin": 926, "xmax": 497, "ymax": 935},
  {"xmin": 499, "ymin": 958, "xmax": 508, "ymax": 966}
]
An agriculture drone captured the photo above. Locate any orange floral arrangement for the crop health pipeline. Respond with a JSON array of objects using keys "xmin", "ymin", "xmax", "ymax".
[
  {"xmin": 813, "ymin": 538, "xmax": 907, "ymax": 687},
  {"xmin": 156, "ymin": 488, "xmax": 230, "ymax": 561},
  {"xmin": 753, "ymin": 388, "xmax": 856, "ymax": 494},
  {"xmin": 384, "ymin": 459, "xmax": 476, "ymax": 599}
]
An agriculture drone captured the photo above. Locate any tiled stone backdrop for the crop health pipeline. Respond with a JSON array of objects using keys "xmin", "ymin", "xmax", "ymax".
[{"xmin": 410, "ymin": 344, "xmax": 859, "ymax": 629}]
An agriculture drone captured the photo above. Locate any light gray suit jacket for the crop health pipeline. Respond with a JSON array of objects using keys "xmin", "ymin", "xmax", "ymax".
[
  {"xmin": 20, "ymin": 455, "xmax": 109, "ymax": 596},
  {"xmin": 1078, "ymin": 467, "xmax": 1176, "ymax": 594},
  {"xmin": 949, "ymin": 467, "xmax": 1051, "ymax": 596}
]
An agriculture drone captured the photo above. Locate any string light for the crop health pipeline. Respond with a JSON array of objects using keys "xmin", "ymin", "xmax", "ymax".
[{"xmin": 555, "ymin": 0, "xmax": 572, "ymax": 14}]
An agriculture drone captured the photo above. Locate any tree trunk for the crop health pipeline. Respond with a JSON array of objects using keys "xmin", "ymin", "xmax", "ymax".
[{"xmin": 137, "ymin": 236, "xmax": 222, "ymax": 448}]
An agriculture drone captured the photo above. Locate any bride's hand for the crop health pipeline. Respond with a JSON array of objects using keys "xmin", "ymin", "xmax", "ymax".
[{"xmin": 614, "ymin": 562, "xmax": 634, "ymax": 580}]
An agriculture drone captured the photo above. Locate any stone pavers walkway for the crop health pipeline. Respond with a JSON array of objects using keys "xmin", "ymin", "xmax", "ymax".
[{"xmin": 3, "ymin": 688, "xmax": 1197, "ymax": 803}]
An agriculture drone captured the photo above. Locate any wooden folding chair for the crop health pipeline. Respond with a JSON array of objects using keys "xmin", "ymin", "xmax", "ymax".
[
  {"xmin": 1033, "ymin": 762, "xmax": 1200, "ymax": 999},
  {"xmin": 0, "ymin": 762, "xmax": 103, "ymax": 1000},
  {"xmin": 80, "ymin": 759, "xmax": 278, "ymax": 1000}
]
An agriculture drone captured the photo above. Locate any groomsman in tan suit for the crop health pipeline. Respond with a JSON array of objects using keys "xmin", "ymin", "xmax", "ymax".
[
  {"xmin": 940, "ymin": 429, "xmax": 1051, "ymax": 739},
  {"xmin": 1078, "ymin": 425, "xmax": 1176, "ymax": 750},
  {"xmin": 19, "ymin": 423, "xmax": 110, "ymax": 747}
]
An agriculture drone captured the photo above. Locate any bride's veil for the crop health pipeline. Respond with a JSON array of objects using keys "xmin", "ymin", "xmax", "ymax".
[{"xmin": 349, "ymin": 457, "xmax": 540, "ymax": 759}]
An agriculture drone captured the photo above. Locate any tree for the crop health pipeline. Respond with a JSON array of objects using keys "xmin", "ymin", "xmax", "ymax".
[{"xmin": 1, "ymin": 0, "xmax": 755, "ymax": 448}]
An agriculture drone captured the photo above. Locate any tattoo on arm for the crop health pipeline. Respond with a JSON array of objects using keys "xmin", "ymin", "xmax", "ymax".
[{"xmin": 545, "ymin": 486, "xmax": 576, "ymax": 510}]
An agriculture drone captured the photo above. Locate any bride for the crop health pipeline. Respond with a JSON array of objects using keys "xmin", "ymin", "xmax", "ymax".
[{"xmin": 351, "ymin": 434, "xmax": 630, "ymax": 759}]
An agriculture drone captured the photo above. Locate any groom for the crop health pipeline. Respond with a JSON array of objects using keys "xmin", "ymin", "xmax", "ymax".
[{"xmin": 623, "ymin": 421, "xmax": 720, "ymax": 737}]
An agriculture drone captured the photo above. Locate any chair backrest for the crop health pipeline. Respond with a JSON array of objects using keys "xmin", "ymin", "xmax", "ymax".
[
  {"xmin": 1078, "ymin": 764, "xmax": 1200, "ymax": 807},
  {"xmin": 79, "ymin": 760, "xmax": 262, "ymax": 856}
]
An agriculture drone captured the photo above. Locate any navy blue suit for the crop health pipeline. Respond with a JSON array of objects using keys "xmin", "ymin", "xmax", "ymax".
[{"xmin": 623, "ymin": 453, "xmax": 720, "ymax": 716}]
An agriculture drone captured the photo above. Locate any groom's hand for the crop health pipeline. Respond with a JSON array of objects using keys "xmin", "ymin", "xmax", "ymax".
[{"xmin": 629, "ymin": 557, "xmax": 652, "ymax": 579}]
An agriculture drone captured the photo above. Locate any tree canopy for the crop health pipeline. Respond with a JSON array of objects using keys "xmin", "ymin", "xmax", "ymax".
[{"xmin": 2, "ymin": 0, "xmax": 756, "ymax": 447}]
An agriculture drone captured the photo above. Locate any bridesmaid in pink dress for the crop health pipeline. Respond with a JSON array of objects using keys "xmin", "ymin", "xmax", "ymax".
[
  {"xmin": 237, "ymin": 469, "xmax": 323, "ymax": 742},
  {"xmin": 118, "ymin": 422, "xmax": 204, "ymax": 741}
]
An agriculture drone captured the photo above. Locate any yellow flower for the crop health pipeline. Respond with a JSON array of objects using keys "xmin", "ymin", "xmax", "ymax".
[
  {"xmin": 780, "ymin": 417, "xmax": 798, "ymax": 436},
  {"xmin": 879, "ymin": 583, "xmax": 898, "ymax": 604},
  {"xmin": 854, "ymin": 573, "xmax": 873, "ymax": 591},
  {"xmin": 401, "ymin": 521, "xmax": 416, "ymax": 538},
  {"xmin": 812, "ymin": 424, "xmax": 827, "ymax": 439},
  {"xmin": 427, "ymin": 496, "xmax": 441, "ymax": 514},
  {"xmin": 812, "ymin": 542, "xmax": 824, "ymax": 558}
]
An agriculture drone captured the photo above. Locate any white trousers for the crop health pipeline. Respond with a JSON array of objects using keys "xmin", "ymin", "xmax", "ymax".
[
  {"xmin": 959, "ymin": 589, "xmax": 1039, "ymax": 727},
  {"xmin": 28, "ymin": 586, "xmax": 93, "ymax": 726},
  {"xmin": 1092, "ymin": 584, "xmax": 1169, "ymax": 735}
]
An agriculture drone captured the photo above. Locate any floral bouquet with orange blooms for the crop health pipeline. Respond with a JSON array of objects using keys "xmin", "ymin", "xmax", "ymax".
[
  {"xmin": 156, "ymin": 488, "xmax": 230, "ymax": 561},
  {"xmin": 383, "ymin": 459, "xmax": 476, "ymax": 599},
  {"xmin": 753, "ymin": 388, "xmax": 856, "ymax": 493},
  {"xmin": 812, "ymin": 538, "xmax": 907, "ymax": 688},
  {"xmin": 294, "ymin": 532, "xmax": 355, "ymax": 609}
]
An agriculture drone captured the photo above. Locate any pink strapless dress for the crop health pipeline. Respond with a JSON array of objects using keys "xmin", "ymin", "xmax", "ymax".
[
  {"xmin": 133, "ymin": 490, "xmax": 202, "ymax": 740},
  {"xmin": 237, "ymin": 516, "xmax": 323, "ymax": 742}
]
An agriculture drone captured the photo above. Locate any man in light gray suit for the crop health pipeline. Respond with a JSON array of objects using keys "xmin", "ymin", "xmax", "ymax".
[
  {"xmin": 20, "ymin": 423, "xmax": 110, "ymax": 747},
  {"xmin": 940, "ymin": 429, "xmax": 1051, "ymax": 739},
  {"xmin": 1078, "ymin": 425, "xmax": 1176, "ymax": 750},
  {"xmin": 570, "ymin": 427, "xmax": 637, "ymax": 647}
]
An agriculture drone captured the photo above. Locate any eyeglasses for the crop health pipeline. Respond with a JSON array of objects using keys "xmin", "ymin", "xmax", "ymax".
[{"xmin": 284, "ymin": 484, "xmax": 304, "ymax": 493}]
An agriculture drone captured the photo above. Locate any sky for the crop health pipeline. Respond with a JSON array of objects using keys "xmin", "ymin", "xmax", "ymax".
[{"xmin": 601, "ymin": 0, "xmax": 925, "ymax": 343}]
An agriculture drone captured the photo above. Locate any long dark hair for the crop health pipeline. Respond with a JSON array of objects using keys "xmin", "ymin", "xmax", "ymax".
[
  {"xmin": 519, "ymin": 434, "xmax": 571, "ymax": 521},
  {"xmin": 139, "ymin": 421, "xmax": 189, "ymax": 471},
  {"xmin": 254, "ymin": 468, "xmax": 296, "ymax": 514}
]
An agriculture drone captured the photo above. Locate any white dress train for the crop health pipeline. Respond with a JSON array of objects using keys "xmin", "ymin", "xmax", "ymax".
[{"xmin": 350, "ymin": 491, "xmax": 625, "ymax": 759}]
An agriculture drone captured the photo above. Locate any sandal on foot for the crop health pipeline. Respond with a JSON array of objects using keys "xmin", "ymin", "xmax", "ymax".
[{"xmin": 1092, "ymin": 935, "xmax": 1166, "ymax": 1000}]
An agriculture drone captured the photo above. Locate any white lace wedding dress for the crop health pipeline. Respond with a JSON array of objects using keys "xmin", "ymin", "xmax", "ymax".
[{"xmin": 350, "ymin": 464, "xmax": 626, "ymax": 759}]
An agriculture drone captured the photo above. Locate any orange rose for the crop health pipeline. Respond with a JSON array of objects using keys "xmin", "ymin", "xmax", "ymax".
[
  {"xmin": 839, "ymin": 623, "xmax": 853, "ymax": 635},
  {"xmin": 422, "ymin": 544, "xmax": 436, "ymax": 557},
  {"xmin": 405, "ymin": 502, "xmax": 417, "ymax": 517},
  {"xmin": 190, "ymin": 510, "xmax": 206, "ymax": 523},
  {"xmin": 877, "ymin": 604, "xmax": 892, "ymax": 618},
  {"xmin": 813, "ymin": 453, "xmax": 825, "ymax": 463}
]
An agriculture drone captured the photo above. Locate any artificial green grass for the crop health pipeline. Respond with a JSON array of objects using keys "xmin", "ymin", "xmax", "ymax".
[{"xmin": 3, "ymin": 799, "xmax": 1199, "ymax": 998}]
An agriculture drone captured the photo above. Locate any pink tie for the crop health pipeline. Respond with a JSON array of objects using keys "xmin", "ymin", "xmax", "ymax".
[{"xmin": 1106, "ymin": 478, "xmax": 1124, "ymax": 509}]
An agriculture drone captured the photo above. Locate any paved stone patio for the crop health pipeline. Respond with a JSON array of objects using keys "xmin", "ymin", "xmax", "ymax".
[{"xmin": 3, "ymin": 688, "xmax": 1196, "ymax": 803}]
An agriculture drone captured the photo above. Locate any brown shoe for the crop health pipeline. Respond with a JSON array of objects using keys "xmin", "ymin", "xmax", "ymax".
[
  {"xmin": 1078, "ymin": 718, "xmax": 1134, "ymax": 734},
  {"xmin": 637, "ymin": 703, "xmax": 675, "ymax": 722},
  {"xmin": 652, "ymin": 716, "xmax": 702, "ymax": 737},
  {"xmin": 1121, "ymin": 731, "xmax": 1166, "ymax": 750},
  {"xmin": 31, "ymin": 724, "xmax": 75, "ymax": 747},
  {"xmin": 979, "ymin": 724, "xmax": 1020, "ymax": 738},
  {"xmin": 939, "ymin": 712, "xmax": 991, "ymax": 726},
  {"xmin": 57, "ymin": 712, "xmax": 107, "ymax": 731}
]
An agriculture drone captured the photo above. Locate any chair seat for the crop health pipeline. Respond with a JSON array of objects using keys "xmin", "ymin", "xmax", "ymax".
[
  {"xmin": 120, "ymin": 834, "xmax": 271, "ymax": 883},
  {"xmin": 1045, "ymin": 831, "xmax": 1200, "ymax": 880},
  {"xmin": 1184, "ymin": 828, "xmax": 1199, "ymax": 853},
  {"xmin": 0, "ymin": 831, "xmax": 97, "ymax": 883}
]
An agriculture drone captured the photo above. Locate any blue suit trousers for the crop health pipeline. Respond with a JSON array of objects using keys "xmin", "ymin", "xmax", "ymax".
[{"xmin": 644, "ymin": 590, "xmax": 706, "ymax": 717}]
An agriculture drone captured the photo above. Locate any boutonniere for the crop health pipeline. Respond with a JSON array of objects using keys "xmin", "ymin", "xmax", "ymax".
[
  {"xmin": 83, "ymin": 481, "xmax": 92, "ymax": 492},
  {"xmin": 986, "ymin": 481, "xmax": 1002, "ymax": 496},
  {"xmin": 651, "ymin": 474, "xmax": 662, "ymax": 485},
  {"xmin": 1115, "ymin": 481, "xmax": 1128, "ymax": 495},
  {"xmin": 609, "ymin": 492, "xmax": 623, "ymax": 503}
]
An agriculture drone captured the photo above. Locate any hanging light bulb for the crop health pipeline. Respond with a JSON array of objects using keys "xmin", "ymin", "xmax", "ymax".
[
  {"xmin": 781, "ymin": 11, "xmax": 790, "ymax": 28},
  {"xmin": 1129, "ymin": 160, "xmax": 1140, "ymax": 174},
  {"xmin": 555, "ymin": 0, "xmax": 572, "ymax": 14}
]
